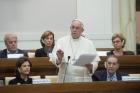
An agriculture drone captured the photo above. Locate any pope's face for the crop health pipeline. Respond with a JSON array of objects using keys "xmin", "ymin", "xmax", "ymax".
[{"xmin": 70, "ymin": 20, "xmax": 83, "ymax": 39}]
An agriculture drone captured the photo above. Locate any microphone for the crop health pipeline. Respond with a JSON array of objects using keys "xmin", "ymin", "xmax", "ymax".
[
  {"xmin": 63, "ymin": 56, "xmax": 70, "ymax": 83},
  {"xmin": 68, "ymin": 56, "xmax": 70, "ymax": 62}
]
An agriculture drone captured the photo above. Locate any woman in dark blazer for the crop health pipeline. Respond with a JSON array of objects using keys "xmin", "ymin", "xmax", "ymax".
[
  {"xmin": 35, "ymin": 31, "xmax": 55, "ymax": 57},
  {"xmin": 107, "ymin": 32, "xmax": 134, "ymax": 56},
  {"xmin": 9, "ymin": 57, "xmax": 32, "ymax": 85}
]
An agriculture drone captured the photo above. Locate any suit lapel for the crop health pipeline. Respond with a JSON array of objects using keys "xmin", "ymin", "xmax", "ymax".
[
  {"xmin": 116, "ymin": 72, "xmax": 122, "ymax": 80},
  {"xmin": 102, "ymin": 70, "xmax": 107, "ymax": 81},
  {"xmin": 3, "ymin": 49, "xmax": 8, "ymax": 58}
]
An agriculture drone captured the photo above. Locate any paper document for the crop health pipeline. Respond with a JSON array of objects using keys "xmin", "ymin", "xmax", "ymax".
[
  {"xmin": 7, "ymin": 54, "xmax": 24, "ymax": 58},
  {"xmin": 73, "ymin": 54, "xmax": 96, "ymax": 66},
  {"xmin": 33, "ymin": 79, "xmax": 51, "ymax": 84},
  {"xmin": 122, "ymin": 76, "xmax": 140, "ymax": 81}
]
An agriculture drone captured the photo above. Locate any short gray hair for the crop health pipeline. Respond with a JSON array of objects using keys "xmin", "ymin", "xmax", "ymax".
[{"xmin": 4, "ymin": 33, "xmax": 17, "ymax": 43}]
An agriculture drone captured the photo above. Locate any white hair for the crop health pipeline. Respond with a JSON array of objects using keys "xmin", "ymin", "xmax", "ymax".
[
  {"xmin": 71, "ymin": 19, "xmax": 84, "ymax": 29},
  {"xmin": 4, "ymin": 33, "xmax": 17, "ymax": 42}
]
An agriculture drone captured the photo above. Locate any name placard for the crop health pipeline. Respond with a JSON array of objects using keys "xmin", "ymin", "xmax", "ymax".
[
  {"xmin": 33, "ymin": 79, "xmax": 51, "ymax": 84},
  {"xmin": 122, "ymin": 76, "xmax": 140, "ymax": 81}
]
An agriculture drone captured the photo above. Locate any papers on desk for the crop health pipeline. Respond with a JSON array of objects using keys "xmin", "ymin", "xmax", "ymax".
[
  {"xmin": 73, "ymin": 54, "xmax": 96, "ymax": 66},
  {"xmin": 7, "ymin": 54, "xmax": 24, "ymax": 58}
]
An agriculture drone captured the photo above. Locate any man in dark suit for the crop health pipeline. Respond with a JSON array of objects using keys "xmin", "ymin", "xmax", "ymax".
[
  {"xmin": 92, "ymin": 55, "xmax": 128, "ymax": 81},
  {"xmin": 0, "ymin": 33, "xmax": 27, "ymax": 58}
]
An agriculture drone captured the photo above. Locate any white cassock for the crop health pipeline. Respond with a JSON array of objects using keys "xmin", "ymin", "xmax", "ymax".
[{"xmin": 51, "ymin": 35, "xmax": 100, "ymax": 83}]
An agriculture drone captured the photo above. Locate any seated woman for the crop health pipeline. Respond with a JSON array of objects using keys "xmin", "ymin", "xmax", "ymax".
[
  {"xmin": 107, "ymin": 32, "xmax": 134, "ymax": 56},
  {"xmin": 9, "ymin": 57, "xmax": 32, "ymax": 85},
  {"xmin": 35, "ymin": 31, "xmax": 55, "ymax": 57}
]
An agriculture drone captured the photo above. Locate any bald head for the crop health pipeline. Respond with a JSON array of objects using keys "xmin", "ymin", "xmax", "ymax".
[
  {"xmin": 70, "ymin": 19, "xmax": 84, "ymax": 39},
  {"xmin": 4, "ymin": 33, "xmax": 18, "ymax": 53}
]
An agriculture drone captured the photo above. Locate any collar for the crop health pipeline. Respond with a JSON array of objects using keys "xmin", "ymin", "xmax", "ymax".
[
  {"xmin": 70, "ymin": 35, "xmax": 82, "ymax": 41},
  {"xmin": 107, "ymin": 72, "xmax": 117, "ymax": 81}
]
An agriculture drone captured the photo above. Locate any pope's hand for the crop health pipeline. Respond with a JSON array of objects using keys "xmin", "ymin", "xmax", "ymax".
[
  {"xmin": 85, "ymin": 63, "xmax": 93, "ymax": 73},
  {"xmin": 56, "ymin": 49, "xmax": 64, "ymax": 64}
]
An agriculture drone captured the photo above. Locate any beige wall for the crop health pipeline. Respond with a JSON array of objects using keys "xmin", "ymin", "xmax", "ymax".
[
  {"xmin": 136, "ymin": 12, "xmax": 140, "ymax": 44},
  {"xmin": 0, "ymin": 0, "xmax": 114, "ymax": 50},
  {"xmin": 0, "ymin": 0, "xmax": 129, "ymax": 50},
  {"xmin": 0, "ymin": 0, "xmax": 77, "ymax": 49}
]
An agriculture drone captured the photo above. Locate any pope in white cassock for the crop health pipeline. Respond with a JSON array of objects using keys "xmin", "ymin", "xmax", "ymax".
[{"xmin": 51, "ymin": 19, "xmax": 100, "ymax": 83}]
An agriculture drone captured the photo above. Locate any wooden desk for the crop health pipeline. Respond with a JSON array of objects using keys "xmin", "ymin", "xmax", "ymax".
[
  {"xmin": 0, "ymin": 81, "xmax": 140, "ymax": 93},
  {"xmin": 0, "ymin": 57, "xmax": 58, "ymax": 78},
  {"xmin": 0, "ymin": 56, "xmax": 140, "ymax": 78},
  {"xmin": 98, "ymin": 56, "xmax": 140, "ymax": 73}
]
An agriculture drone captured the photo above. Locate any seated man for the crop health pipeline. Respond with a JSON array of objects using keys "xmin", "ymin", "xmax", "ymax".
[
  {"xmin": 92, "ymin": 55, "xmax": 128, "ymax": 81},
  {"xmin": 0, "ymin": 33, "xmax": 27, "ymax": 58}
]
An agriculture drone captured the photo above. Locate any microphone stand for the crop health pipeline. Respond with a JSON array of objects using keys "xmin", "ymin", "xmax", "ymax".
[{"xmin": 62, "ymin": 56, "xmax": 70, "ymax": 83}]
